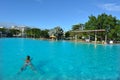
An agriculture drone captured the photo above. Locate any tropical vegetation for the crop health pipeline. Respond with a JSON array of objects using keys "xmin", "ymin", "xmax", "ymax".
[
  {"xmin": 0, "ymin": 13, "xmax": 120, "ymax": 43},
  {"xmin": 67, "ymin": 13, "xmax": 120, "ymax": 42}
]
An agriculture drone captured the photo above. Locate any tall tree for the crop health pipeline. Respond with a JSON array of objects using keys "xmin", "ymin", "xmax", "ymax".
[
  {"xmin": 84, "ymin": 13, "xmax": 118, "ymax": 41},
  {"xmin": 41, "ymin": 29, "xmax": 49, "ymax": 38},
  {"xmin": 48, "ymin": 26, "xmax": 64, "ymax": 40},
  {"xmin": 114, "ymin": 20, "xmax": 120, "ymax": 40},
  {"xmin": 72, "ymin": 23, "xmax": 84, "ymax": 30},
  {"xmin": 85, "ymin": 15, "xmax": 97, "ymax": 30},
  {"xmin": 31, "ymin": 28, "xmax": 41, "ymax": 38},
  {"xmin": 26, "ymin": 28, "xmax": 41, "ymax": 38},
  {"xmin": 0, "ymin": 28, "xmax": 6, "ymax": 33},
  {"xmin": 9, "ymin": 29, "xmax": 21, "ymax": 37},
  {"xmin": 65, "ymin": 31, "xmax": 70, "ymax": 38}
]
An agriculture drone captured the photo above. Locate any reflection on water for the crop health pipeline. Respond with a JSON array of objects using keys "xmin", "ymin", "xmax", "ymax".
[{"xmin": 1, "ymin": 38, "xmax": 120, "ymax": 80}]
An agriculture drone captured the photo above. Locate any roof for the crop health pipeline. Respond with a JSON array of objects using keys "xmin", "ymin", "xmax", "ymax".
[{"xmin": 71, "ymin": 29, "xmax": 105, "ymax": 33}]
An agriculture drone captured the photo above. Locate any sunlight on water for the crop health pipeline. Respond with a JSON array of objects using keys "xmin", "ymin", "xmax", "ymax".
[{"xmin": 0, "ymin": 38, "xmax": 120, "ymax": 80}]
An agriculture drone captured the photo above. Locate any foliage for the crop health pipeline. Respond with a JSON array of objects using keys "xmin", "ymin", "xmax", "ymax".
[
  {"xmin": 1, "ymin": 13, "xmax": 120, "ymax": 41},
  {"xmin": 25, "ymin": 28, "xmax": 50, "ymax": 38},
  {"xmin": 25, "ymin": 28, "xmax": 41, "ymax": 38},
  {"xmin": 114, "ymin": 25, "xmax": 120, "ymax": 40},
  {"xmin": 85, "ymin": 15, "xmax": 97, "ymax": 30},
  {"xmin": 65, "ymin": 31, "xmax": 70, "ymax": 38},
  {"xmin": 48, "ymin": 26, "xmax": 64, "ymax": 40},
  {"xmin": 25, "ymin": 29, "xmax": 32, "ymax": 37},
  {"xmin": 84, "ymin": 13, "xmax": 120, "ymax": 41},
  {"xmin": 72, "ymin": 23, "xmax": 84, "ymax": 30},
  {"xmin": 0, "ymin": 28, "xmax": 6, "ymax": 33},
  {"xmin": 9, "ymin": 29, "xmax": 21, "ymax": 37},
  {"xmin": 40, "ymin": 29, "xmax": 49, "ymax": 38}
]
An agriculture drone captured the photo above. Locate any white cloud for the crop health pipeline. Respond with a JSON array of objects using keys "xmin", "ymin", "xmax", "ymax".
[{"xmin": 99, "ymin": 3, "xmax": 120, "ymax": 11}]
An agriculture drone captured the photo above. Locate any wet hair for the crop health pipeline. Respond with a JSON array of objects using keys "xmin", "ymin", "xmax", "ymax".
[{"xmin": 27, "ymin": 55, "xmax": 30, "ymax": 60}]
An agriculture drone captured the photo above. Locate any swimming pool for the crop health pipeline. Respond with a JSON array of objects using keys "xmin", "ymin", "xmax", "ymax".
[{"xmin": 0, "ymin": 38, "xmax": 120, "ymax": 80}]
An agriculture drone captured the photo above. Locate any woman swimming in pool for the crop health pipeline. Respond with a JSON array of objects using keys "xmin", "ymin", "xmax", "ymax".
[{"xmin": 20, "ymin": 55, "xmax": 36, "ymax": 72}]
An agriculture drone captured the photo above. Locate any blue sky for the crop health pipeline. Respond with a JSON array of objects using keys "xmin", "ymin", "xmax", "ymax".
[{"xmin": 0, "ymin": 0, "xmax": 120, "ymax": 31}]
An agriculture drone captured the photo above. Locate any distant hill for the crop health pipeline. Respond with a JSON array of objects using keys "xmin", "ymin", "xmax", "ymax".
[{"xmin": 0, "ymin": 22, "xmax": 19, "ymax": 27}]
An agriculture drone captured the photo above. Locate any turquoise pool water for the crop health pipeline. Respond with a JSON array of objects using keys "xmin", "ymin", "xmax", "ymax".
[{"xmin": 0, "ymin": 38, "xmax": 120, "ymax": 80}]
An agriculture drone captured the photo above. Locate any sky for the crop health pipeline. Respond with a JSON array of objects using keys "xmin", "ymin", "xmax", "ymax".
[{"xmin": 0, "ymin": 0, "xmax": 120, "ymax": 31}]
